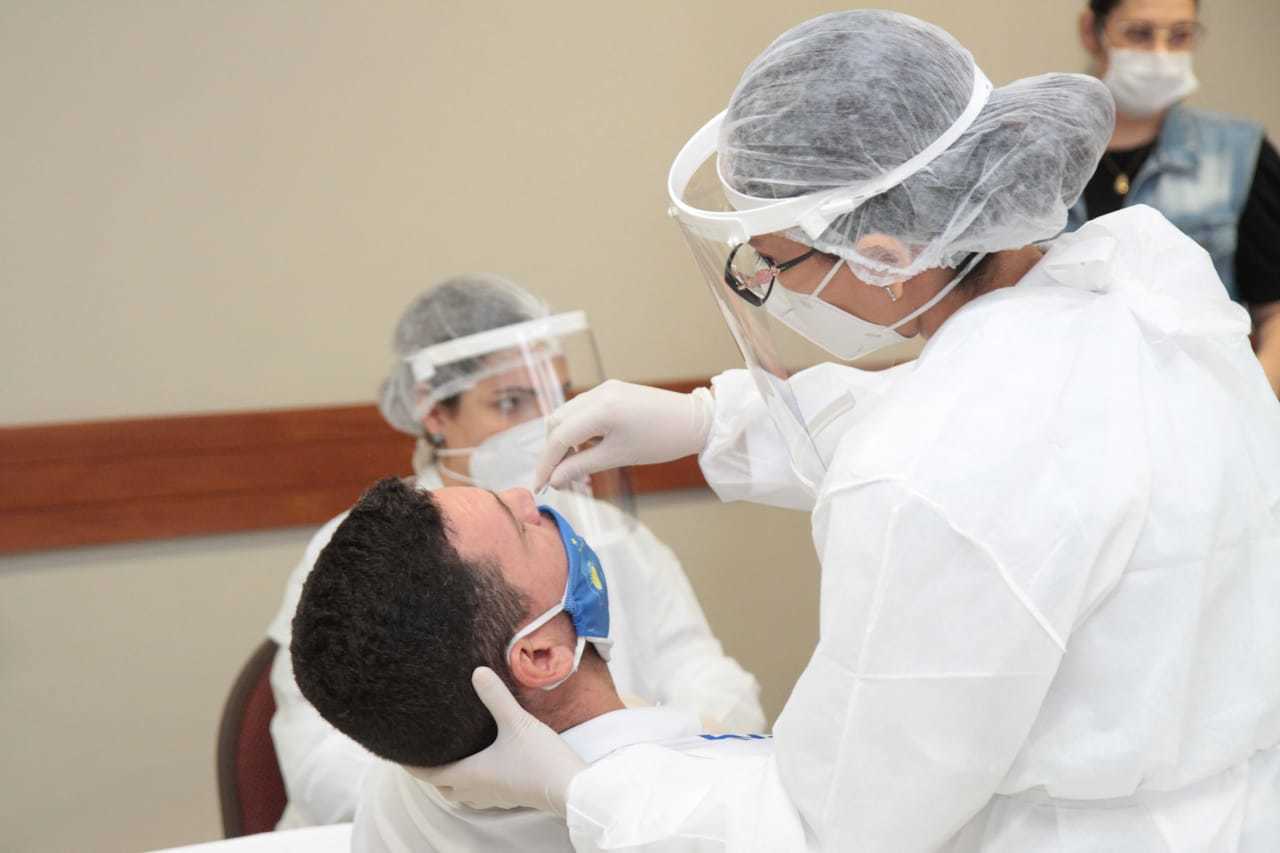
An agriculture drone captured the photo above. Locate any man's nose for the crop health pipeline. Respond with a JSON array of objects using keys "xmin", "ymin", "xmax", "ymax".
[{"xmin": 500, "ymin": 487, "xmax": 541, "ymax": 523}]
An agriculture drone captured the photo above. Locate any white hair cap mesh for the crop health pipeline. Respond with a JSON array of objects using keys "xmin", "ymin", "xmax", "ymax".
[
  {"xmin": 377, "ymin": 274, "xmax": 549, "ymax": 436},
  {"xmin": 717, "ymin": 10, "xmax": 1116, "ymax": 285}
]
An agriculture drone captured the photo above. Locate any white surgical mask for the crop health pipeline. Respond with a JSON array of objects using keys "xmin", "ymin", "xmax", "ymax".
[
  {"xmin": 435, "ymin": 417, "xmax": 546, "ymax": 491},
  {"xmin": 1103, "ymin": 49, "xmax": 1198, "ymax": 118},
  {"xmin": 764, "ymin": 254, "xmax": 985, "ymax": 362}
]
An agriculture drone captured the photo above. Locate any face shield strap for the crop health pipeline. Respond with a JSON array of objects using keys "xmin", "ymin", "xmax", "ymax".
[
  {"xmin": 404, "ymin": 311, "xmax": 587, "ymax": 418},
  {"xmin": 887, "ymin": 251, "xmax": 987, "ymax": 332},
  {"xmin": 668, "ymin": 65, "xmax": 994, "ymax": 244},
  {"xmin": 405, "ymin": 311, "xmax": 589, "ymax": 384}
]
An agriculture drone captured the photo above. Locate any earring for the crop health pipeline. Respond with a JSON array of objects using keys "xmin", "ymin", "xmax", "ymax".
[
  {"xmin": 427, "ymin": 432, "xmax": 446, "ymax": 448},
  {"xmin": 882, "ymin": 285, "xmax": 900, "ymax": 303}
]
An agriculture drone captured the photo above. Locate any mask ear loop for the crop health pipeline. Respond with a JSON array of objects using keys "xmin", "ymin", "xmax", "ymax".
[
  {"xmin": 808, "ymin": 257, "xmax": 846, "ymax": 300},
  {"xmin": 542, "ymin": 638, "xmax": 587, "ymax": 692},
  {"xmin": 811, "ymin": 254, "xmax": 905, "ymax": 303},
  {"xmin": 505, "ymin": 595, "xmax": 579, "ymax": 692},
  {"xmin": 431, "ymin": 441, "xmax": 478, "ymax": 484},
  {"xmin": 435, "ymin": 458, "xmax": 480, "ymax": 485},
  {"xmin": 883, "ymin": 251, "xmax": 987, "ymax": 333}
]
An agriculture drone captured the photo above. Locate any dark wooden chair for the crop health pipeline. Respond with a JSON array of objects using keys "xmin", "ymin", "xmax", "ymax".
[{"xmin": 217, "ymin": 639, "xmax": 287, "ymax": 837}]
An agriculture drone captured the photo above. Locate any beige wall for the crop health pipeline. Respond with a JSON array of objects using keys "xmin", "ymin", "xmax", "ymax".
[{"xmin": 2, "ymin": 1, "xmax": 1277, "ymax": 850}]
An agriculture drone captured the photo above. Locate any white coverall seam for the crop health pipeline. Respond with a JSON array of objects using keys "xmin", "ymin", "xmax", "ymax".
[
  {"xmin": 815, "ymin": 487, "xmax": 908, "ymax": 832},
  {"xmin": 815, "ymin": 474, "xmax": 1069, "ymax": 839},
  {"xmin": 820, "ymin": 476, "xmax": 1069, "ymax": 652}
]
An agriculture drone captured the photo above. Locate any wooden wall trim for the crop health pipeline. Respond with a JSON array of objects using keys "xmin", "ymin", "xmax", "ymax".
[{"xmin": 0, "ymin": 380, "xmax": 712, "ymax": 554}]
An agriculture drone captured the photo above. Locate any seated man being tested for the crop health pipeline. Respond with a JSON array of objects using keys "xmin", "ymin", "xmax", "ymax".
[{"xmin": 290, "ymin": 477, "xmax": 771, "ymax": 853}]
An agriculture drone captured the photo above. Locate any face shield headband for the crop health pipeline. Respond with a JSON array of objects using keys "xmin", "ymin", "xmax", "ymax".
[
  {"xmin": 666, "ymin": 64, "xmax": 993, "ymax": 253},
  {"xmin": 403, "ymin": 311, "xmax": 588, "ymax": 417}
]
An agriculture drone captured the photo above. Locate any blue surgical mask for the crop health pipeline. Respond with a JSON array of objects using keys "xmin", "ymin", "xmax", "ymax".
[{"xmin": 505, "ymin": 504, "xmax": 611, "ymax": 690}]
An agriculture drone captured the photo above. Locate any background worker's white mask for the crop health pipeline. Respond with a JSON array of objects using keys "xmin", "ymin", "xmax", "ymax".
[
  {"xmin": 436, "ymin": 417, "xmax": 547, "ymax": 491},
  {"xmin": 1103, "ymin": 49, "xmax": 1198, "ymax": 118},
  {"xmin": 765, "ymin": 254, "xmax": 984, "ymax": 362}
]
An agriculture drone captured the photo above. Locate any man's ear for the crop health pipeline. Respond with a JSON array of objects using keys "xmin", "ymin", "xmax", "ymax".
[{"xmin": 507, "ymin": 620, "xmax": 577, "ymax": 691}]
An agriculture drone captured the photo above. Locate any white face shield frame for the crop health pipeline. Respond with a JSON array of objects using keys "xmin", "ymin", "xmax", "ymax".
[
  {"xmin": 667, "ymin": 67, "xmax": 992, "ymax": 247},
  {"xmin": 666, "ymin": 66, "xmax": 991, "ymax": 488},
  {"xmin": 405, "ymin": 311, "xmax": 635, "ymax": 540}
]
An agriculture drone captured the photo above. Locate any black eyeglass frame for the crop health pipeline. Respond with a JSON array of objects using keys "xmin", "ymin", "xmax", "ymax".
[{"xmin": 722, "ymin": 243, "xmax": 822, "ymax": 307}]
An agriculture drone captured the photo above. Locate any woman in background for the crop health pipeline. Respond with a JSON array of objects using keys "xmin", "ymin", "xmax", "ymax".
[
  {"xmin": 1074, "ymin": 0, "xmax": 1280, "ymax": 392},
  {"xmin": 265, "ymin": 274, "xmax": 763, "ymax": 827}
]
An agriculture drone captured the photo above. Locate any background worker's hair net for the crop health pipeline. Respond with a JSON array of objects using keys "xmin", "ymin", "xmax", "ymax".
[
  {"xmin": 377, "ymin": 274, "xmax": 549, "ymax": 436},
  {"xmin": 718, "ymin": 10, "xmax": 1116, "ymax": 285}
]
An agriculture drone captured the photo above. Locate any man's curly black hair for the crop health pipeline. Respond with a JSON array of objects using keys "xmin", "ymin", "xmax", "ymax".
[{"xmin": 291, "ymin": 477, "xmax": 528, "ymax": 766}]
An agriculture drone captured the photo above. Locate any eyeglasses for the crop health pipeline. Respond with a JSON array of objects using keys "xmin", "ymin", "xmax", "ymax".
[
  {"xmin": 723, "ymin": 243, "xmax": 822, "ymax": 306},
  {"xmin": 1108, "ymin": 19, "xmax": 1206, "ymax": 51}
]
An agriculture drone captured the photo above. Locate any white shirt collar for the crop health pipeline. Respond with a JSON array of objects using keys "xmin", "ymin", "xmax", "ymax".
[{"xmin": 560, "ymin": 706, "xmax": 701, "ymax": 765}]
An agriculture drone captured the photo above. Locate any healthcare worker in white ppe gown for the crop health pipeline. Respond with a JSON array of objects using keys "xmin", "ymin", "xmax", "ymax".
[
  {"xmin": 420, "ymin": 11, "xmax": 1280, "ymax": 853},
  {"xmin": 265, "ymin": 274, "xmax": 763, "ymax": 829}
]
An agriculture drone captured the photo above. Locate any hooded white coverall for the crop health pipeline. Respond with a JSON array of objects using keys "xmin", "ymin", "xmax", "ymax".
[
  {"xmin": 266, "ymin": 467, "xmax": 765, "ymax": 828},
  {"xmin": 564, "ymin": 206, "xmax": 1280, "ymax": 852}
]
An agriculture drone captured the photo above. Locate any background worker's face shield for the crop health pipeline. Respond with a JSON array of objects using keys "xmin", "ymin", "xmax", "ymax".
[{"xmin": 406, "ymin": 311, "xmax": 634, "ymax": 541}]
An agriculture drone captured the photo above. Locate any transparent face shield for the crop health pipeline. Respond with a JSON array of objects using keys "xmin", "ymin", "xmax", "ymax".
[
  {"xmin": 675, "ymin": 222, "xmax": 828, "ymax": 489},
  {"xmin": 406, "ymin": 312, "xmax": 635, "ymax": 544},
  {"xmin": 666, "ymin": 68, "xmax": 991, "ymax": 487}
]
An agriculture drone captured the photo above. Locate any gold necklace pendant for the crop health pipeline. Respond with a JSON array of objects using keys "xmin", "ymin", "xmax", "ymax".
[{"xmin": 1113, "ymin": 172, "xmax": 1131, "ymax": 196}]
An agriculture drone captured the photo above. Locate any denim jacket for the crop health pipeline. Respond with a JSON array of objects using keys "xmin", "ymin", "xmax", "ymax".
[{"xmin": 1067, "ymin": 104, "xmax": 1264, "ymax": 302}]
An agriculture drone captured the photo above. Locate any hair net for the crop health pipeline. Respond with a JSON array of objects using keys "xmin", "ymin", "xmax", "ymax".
[
  {"xmin": 717, "ymin": 10, "xmax": 1116, "ymax": 285},
  {"xmin": 378, "ymin": 274, "xmax": 549, "ymax": 436}
]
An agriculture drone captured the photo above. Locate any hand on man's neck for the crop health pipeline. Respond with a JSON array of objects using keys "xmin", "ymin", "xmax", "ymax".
[{"xmin": 520, "ymin": 649, "xmax": 626, "ymax": 734}]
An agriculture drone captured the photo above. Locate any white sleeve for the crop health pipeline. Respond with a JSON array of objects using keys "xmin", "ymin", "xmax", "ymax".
[
  {"xmin": 267, "ymin": 513, "xmax": 377, "ymax": 826},
  {"xmin": 566, "ymin": 479, "xmax": 1078, "ymax": 852},
  {"xmin": 700, "ymin": 369, "xmax": 816, "ymax": 511},
  {"xmin": 351, "ymin": 764, "xmax": 436, "ymax": 853},
  {"xmin": 773, "ymin": 479, "xmax": 1073, "ymax": 850},
  {"xmin": 621, "ymin": 522, "xmax": 765, "ymax": 732},
  {"xmin": 567, "ymin": 745, "xmax": 809, "ymax": 852},
  {"xmin": 699, "ymin": 365, "xmax": 909, "ymax": 512}
]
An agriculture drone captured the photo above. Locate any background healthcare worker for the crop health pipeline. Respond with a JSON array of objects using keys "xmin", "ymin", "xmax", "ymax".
[
  {"xmin": 421, "ymin": 11, "xmax": 1280, "ymax": 852},
  {"xmin": 1072, "ymin": 0, "xmax": 1280, "ymax": 394},
  {"xmin": 265, "ymin": 273, "xmax": 763, "ymax": 828}
]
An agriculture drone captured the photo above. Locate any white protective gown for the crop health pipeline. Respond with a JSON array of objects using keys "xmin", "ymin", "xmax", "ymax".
[
  {"xmin": 267, "ymin": 467, "xmax": 764, "ymax": 828},
  {"xmin": 353, "ymin": 706, "xmax": 702, "ymax": 853},
  {"xmin": 565, "ymin": 206, "xmax": 1280, "ymax": 852}
]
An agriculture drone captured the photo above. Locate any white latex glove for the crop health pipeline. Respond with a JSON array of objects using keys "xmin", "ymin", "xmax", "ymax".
[
  {"xmin": 535, "ymin": 380, "xmax": 714, "ymax": 491},
  {"xmin": 410, "ymin": 667, "xmax": 586, "ymax": 816}
]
